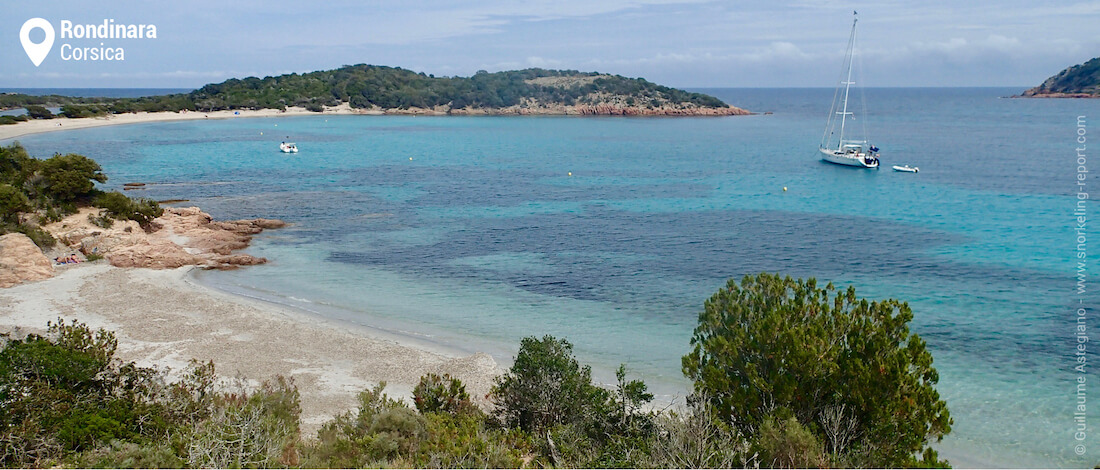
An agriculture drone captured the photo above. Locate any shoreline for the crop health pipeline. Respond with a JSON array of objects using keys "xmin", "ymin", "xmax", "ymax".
[
  {"xmin": 0, "ymin": 104, "xmax": 374, "ymax": 142},
  {"xmin": 0, "ymin": 102, "xmax": 750, "ymax": 142},
  {"xmin": 0, "ymin": 262, "xmax": 501, "ymax": 435}
]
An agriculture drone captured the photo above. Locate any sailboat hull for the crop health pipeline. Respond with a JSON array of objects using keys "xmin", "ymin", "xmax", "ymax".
[{"xmin": 819, "ymin": 148, "xmax": 879, "ymax": 168}]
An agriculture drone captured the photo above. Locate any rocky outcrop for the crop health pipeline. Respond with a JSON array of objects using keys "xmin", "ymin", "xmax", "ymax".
[
  {"xmin": 1020, "ymin": 56, "xmax": 1100, "ymax": 98},
  {"xmin": 107, "ymin": 240, "xmax": 202, "ymax": 269},
  {"xmin": 43, "ymin": 206, "xmax": 285, "ymax": 271},
  {"xmin": 446, "ymin": 102, "xmax": 750, "ymax": 116},
  {"xmin": 0, "ymin": 233, "xmax": 54, "ymax": 288},
  {"xmin": 375, "ymin": 93, "xmax": 750, "ymax": 116}
]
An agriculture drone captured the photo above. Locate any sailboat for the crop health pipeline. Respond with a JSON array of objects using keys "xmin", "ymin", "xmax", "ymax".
[{"xmin": 819, "ymin": 12, "xmax": 879, "ymax": 169}]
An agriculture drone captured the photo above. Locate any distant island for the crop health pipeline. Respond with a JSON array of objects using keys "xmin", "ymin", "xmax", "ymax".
[
  {"xmin": 1020, "ymin": 56, "xmax": 1100, "ymax": 98},
  {"xmin": 1, "ymin": 65, "xmax": 749, "ymax": 122}
]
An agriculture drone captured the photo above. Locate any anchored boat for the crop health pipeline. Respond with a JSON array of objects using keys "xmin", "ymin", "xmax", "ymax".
[{"xmin": 819, "ymin": 12, "xmax": 879, "ymax": 169}]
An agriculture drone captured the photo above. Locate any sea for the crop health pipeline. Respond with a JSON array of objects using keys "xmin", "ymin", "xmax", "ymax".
[{"xmin": 6, "ymin": 87, "xmax": 1098, "ymax": 467}]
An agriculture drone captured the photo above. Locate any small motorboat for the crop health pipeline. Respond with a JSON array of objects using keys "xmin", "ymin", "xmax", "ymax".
[
  {"xmin": 892, "ymin": 165, "xmax": 918, "ymax": 173},
  {"xmin": 280, "ymin": 142, "xmax": 298, "ymax": 153}
]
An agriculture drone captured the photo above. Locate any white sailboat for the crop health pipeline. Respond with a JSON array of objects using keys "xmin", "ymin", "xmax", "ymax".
[{"xmin": 820, "ymin": 12, "xmax": 879, "ymax": 169}]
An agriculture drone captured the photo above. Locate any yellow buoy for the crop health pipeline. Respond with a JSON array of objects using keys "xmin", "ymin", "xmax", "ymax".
[
  {"xmin": 568, "ymin": 172, "xmax": 572, "ymax": 176},
  {"xmin": 410, "ymin": 157, "xmax": 413, "ymax": 161},
  {"xmin": 783, "ymin": 187, "xmax": 788, "ymax": 191},
  {"xmin": 260, "ymin": 132, "xmax": 263, "ymax": 135}
]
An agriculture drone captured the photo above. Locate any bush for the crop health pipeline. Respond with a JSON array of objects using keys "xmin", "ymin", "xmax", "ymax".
[
  {"xmin": 0, "ymin": 115, "xmax": 29, "ymax": 125},
  {"xmin": 491, "ymin": 335, "xmax": 611, "ymax": 434},
  {"xmin": 753, "ymin": 415, "xmax": 827, "ymax": 468},
  {"xmin": 0, "ymin": 319, "xmax": 172, "ymax": 467},
  {"xmin": 681, "ymin": 273, "xmax": 952, "ymax": 467},
  {"xmin": 490, "ymin": 336, "xmax": 660, "ymax": 467},
  {"xmin": 25, "ymin": 105, "xmax": 54, "ymax": 120},
  {"xmin": 415, "ymin": 412, "xmax": 534, "ymax": 468},
  {"xmin": 0, "ymin": 183, "xmax": 30, "ymax": 223},
  {"xmin": 18, "ymin": 222, "xmax": 56, "ymax": 248},
  {"xmin": 641, "ymin": 397, "xmax": 752, "ymax": 468},
  {"xmin": 89, "ymin": 211, "xmax": 114, "ymax": 228},
  {"xmin": 92, "ymin": 191, "xmax": 163, "ymax": 227},
  {"xmin": 305, "ymin": 382, "xmax": 416, "ymax": 467},
  {"xmin": 73, "ymin": 440, "xmax": 184, "ymax": 469},
  {"xmin": 412, "ymin": 373, "xmax": 472, "ymax": 415},
  {"xmin": 185, "ymin": 376, "xmax": 302, "ymax": 468},
  {"xmin": 40, "ymin": 154, "xmax": 107, "ymax": 203}
]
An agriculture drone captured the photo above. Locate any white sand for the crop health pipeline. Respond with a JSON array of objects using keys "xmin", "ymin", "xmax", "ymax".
[
  {"xmin": 0, "ymin": 263, "xmax": 500, "ymax": 434},
  {"xmin": 0, "ymin": 104, "xmax": 379, "ymax": 142}
]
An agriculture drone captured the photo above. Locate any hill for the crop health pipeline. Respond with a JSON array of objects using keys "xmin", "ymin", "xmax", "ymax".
[
  {"xmin": 1021, "ymin": 57, "xmax": 1100, "ymax": 98},
  {"xmin": 1, "ymin": 65, "xmax": 749, "ymax": 118}
]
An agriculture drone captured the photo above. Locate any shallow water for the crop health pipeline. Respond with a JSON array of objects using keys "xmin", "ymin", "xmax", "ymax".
[{"xmin": 11, "ymin": 87, "xmax": 1099, "ymax": 467}]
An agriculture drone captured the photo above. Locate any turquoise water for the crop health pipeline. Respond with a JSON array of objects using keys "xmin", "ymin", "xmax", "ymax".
[{"xmin": 10, "ymin": 88, "xmax": 1099, "ymax": 467}]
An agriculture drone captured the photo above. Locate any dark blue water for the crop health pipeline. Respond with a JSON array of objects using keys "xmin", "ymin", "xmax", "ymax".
[{"xmin": 8, "ymin": 88, "xmax": 1098, "ymax": 467}]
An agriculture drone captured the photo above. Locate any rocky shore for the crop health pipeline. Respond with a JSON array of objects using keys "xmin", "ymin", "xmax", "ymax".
[
  {"xmin": 0, "ymin": 205, "xmax": 501, "ymax": 433},
  {"xmin": 0, "ymin": 206, "xmax": 286, "ymax": 288}
]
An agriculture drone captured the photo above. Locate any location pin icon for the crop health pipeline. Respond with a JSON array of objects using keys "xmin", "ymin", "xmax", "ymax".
[{"xmin": 20, "ymin": 18, "xmax": 55, "ymax": 67}]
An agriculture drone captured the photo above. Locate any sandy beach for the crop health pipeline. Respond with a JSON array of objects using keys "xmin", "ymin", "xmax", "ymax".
[
  {"xmin": 0, "ymin": 104, "xmax": 378, "ymax": 142},
  {"xmin": 0, "ymin": 262, "xmax": 500, "ymax": 434}
]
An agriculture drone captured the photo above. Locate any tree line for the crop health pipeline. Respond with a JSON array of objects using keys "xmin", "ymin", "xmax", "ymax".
[{"xmin": 0, "ymin": 65, "xmax": 730, "ymax": 123}]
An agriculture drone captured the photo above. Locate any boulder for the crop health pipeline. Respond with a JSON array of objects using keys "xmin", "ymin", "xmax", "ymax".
[
  {"xmin": 0, "ymin": 233, "xmax": 55, "ymax": 287},
  {"xmin": 107, "ymin": 240, "xmax": 202, "ymax": 269}
]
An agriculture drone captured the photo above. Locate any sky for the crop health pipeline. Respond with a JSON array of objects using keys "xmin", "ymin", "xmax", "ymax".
[{"xmin": 1, "ymin": 0, "xmax": 1098, "ymax": 90}]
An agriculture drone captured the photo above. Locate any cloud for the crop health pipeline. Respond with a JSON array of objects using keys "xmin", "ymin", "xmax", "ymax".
[{"xmin": 526, "ymin": 56, "xmax": 563, "ymax": 68}]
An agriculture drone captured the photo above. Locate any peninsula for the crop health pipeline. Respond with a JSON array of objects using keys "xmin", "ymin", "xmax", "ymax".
[
  {"xmin": 1, "ymin": 65, "xmax": 749, "ymax": 120},
  {"xmin": 1020, "ymin": 56, "xmax": 1100, "ymax": 98}
]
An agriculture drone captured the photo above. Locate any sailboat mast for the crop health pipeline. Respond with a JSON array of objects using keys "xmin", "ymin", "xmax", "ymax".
[{"xmin": 837, "ymin": 13, "xmax": 857, "ymax": 151}]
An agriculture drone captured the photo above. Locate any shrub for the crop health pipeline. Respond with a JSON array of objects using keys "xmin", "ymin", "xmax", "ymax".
[
  {"xmin": 412, "ymin": 373, "xmax": 471, "ymax": 415},
  {"xmin": 42, "ymin": 206, "xmax": 64, "ymax": 223},
  {"xmin": 0, "ymin": 115, "xmax": 29, "ymax": 125},
  {"xmin": 753, "ymin": 415, "xmax": 827, "ymax": 468},
  {"xmin": 73, "ymin": 440, "xmax": 184, "ymax": 469},
  {"xmin": 186, "ymin": 376, "xmax": 302, "ymax": 468},
  {"xmin": 305, "ymin": 382, "xmax": 415, "ymax": 467},
  {"xmin": 491, "ymin": 335, "xmax": 611, "ymax": 434},
  {"xmin": 92, "ymin": 191, "xmax": 163, "ymax": 227},
  {"xmin": 18, "ymin": 222, "xmax": 56, "ymax": 248},
  {"xmin": 89, "ymin": 211, "xmax": 114, "ymax": 228},
  {"xmin": 641, "ymin": 398, "xmax": 752, "ymax": 468},
  {"xmin": 0, "ymin": 319, "xmax": 171, "ymax": 467},
  {"xmin": 40, "ymin": 154, "xmax": 107, "ymax": 202},
  {"xmin": 0, "ymin": 183, "xmax": 30, "ymax": 223},
  {"xmin": 415, "ymin": 412, "xmax": 534, "ymax": 468},
  {"xmin": 25, "ymin": 105, "xmax": 54, "ymax": 120},
  {"xmin": 681, "ymin": 273, "xmax": 952, "ymax": 467}
]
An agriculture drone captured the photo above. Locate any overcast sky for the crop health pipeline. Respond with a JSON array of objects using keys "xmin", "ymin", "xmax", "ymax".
[{"xmin": 2, "ymin": 0, "xmax": 1098, "ymax": 89}]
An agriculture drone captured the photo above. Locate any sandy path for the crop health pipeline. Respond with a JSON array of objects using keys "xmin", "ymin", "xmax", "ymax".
[{"xmin": 0, "ymin": 263, "xmax": 500, "ymax": 434}]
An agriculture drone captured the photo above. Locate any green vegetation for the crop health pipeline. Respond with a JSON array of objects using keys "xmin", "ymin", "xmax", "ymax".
[
  {"xmin": 0, "ymin": 143, "xmax": 162, "ymax": 248},
  {"xmin": 1, "ymin": 273, "xmax": 950, "ymax": 468},
  {"xmin": 411, "ymin": 373, "xmax": 472, "ymax": 415},
  {"xmin": 682, "ymin": 273, "xmax": 952, "ymax": 467},
  {"xmin": 24, "ymin": 105, "xmax": 53, "ymax": 120},
  {"xmin": 187, "ymin": 65, "xmax": 728, "ymax": 111},
  {"xmin": 0, "ymin": 65, "xmax": 732, "ymax": 123},
  {"xmin": 1024, "ymin": 56, "xmax": 1100, "ymax": 96}
]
